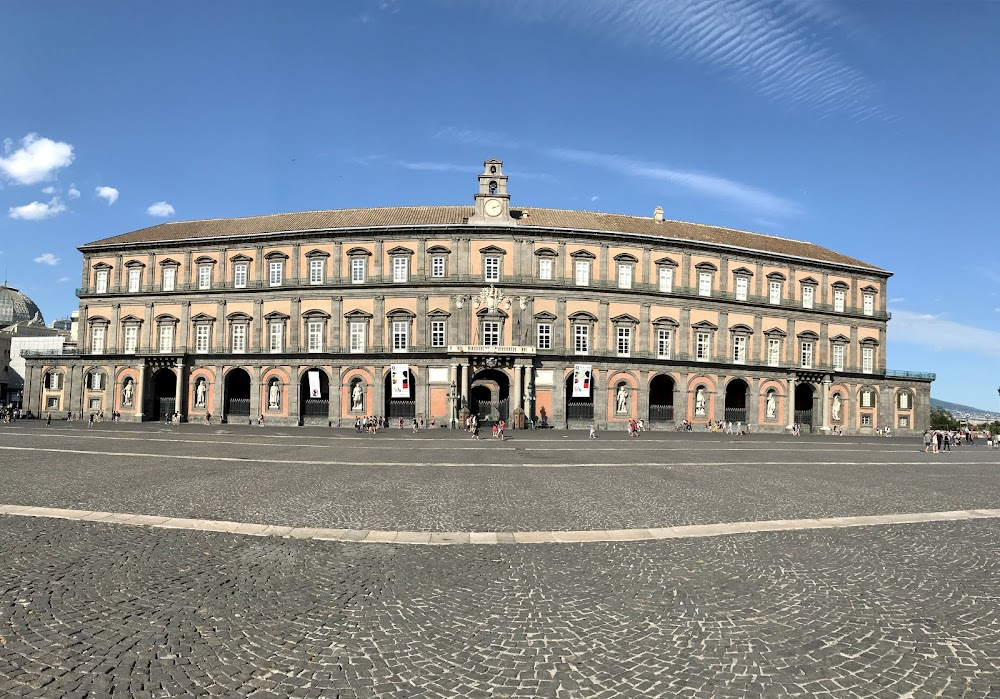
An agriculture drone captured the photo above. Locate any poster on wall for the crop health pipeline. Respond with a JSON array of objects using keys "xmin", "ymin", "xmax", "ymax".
[
  {"xmin": 572, "ymin": 364, "xmax": 592, "ymax": 398},
  {"xmin": 307, "ymin": 370, "xmax": 322, "ymax": 398},
  {"xmin": 390, "ymin": 364, "xmax": 411, "ymax": 398}
]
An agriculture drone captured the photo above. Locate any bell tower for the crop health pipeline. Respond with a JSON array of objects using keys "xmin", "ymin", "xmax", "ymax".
[{"xmin": 469, "ymin": 158, "xmax": 512, "ymax": 225}]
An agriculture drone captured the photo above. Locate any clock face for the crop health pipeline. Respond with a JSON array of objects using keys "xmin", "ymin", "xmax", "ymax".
[{"xmin": 484, "ymin": 198, "xmax": 503, "ymax": 217}]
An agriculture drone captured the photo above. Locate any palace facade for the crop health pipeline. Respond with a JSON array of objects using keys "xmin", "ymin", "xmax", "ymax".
[{"xmin": 24, "ymin": 159, "xmax": 934, "ymax": 432}]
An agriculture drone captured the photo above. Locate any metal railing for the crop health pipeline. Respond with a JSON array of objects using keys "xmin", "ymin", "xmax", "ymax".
[
  {"xmin": 886, "ymin": 369, "xmax": 936, "ymax": 380},
  {"xmin": 648, "ymin": 404, "xmax": 674, "ymax": 422},
  {"xmin": 566, "ymin": 402, "xmax": 594, "ymax": 419}
]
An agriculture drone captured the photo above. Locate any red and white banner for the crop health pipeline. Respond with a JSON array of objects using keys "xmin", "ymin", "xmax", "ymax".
[
  {"xmin": 390, "ymin": 364, "xmax": 410, "ymax": 398},
  {"xmin": 572, "ymin": 364, "xmax": 592, "ymax": 398},
  {"xmin": 307, "ymin": 370, "xmax": 322, "ymax": 398}
]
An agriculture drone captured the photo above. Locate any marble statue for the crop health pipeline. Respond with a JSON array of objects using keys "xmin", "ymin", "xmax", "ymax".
[
  {"xmin": 351, "ymin": 381, "xmax": 364, "ymax": 411},
  {"xmin": 695, "ymin": 387, "xmax": 707, "ymax": 416},
  {"xmin": 831, "ymin": 394, "xmax": 842, "ymax": 421},
  {"xmin": 616, "ymin": 384, "xmax": 629, "ymax": 414},
  {"xmin": 268, "ymin": 381, "xmax": 280, "ymax": 409},
  {"xmin": 195, "ymin": 378, "xmax": 207, "ymax": 407},
  {"xmin": 766, "ymin": 391, "xmax": 777, "ymax": 419},
  {"xmin": 122, "ymin": 378, "xmax": 134, "ymax": 406}
]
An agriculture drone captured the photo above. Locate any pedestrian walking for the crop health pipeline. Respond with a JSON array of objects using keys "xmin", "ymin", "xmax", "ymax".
[
  {"xmin": 588, "ymin": 422, "xmax": 597, "ymax": 439},
  {"xmin": 88, "ymin": 413, "xmax": 95, "ymax": 428},
  {"xmin": 46, "ymin": 412, "xmax": 51, "ymax": 426},
  {"xmin": 471, "ymin": 419, "xmax": 480, "ymax": 439},
  {"xmin": 498, "ymin": 419, "xmax": 506, "ymax": 441},
  {"xmin": 412, "ymin": 417, "xmax": 419, "ymax": 433}
]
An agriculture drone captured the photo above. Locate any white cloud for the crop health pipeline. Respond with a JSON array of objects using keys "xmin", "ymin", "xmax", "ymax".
[
  {"xmin": 889, "ymin": 309, "xmax": 1000, "ymax": 355},
  {"xmin": 67, "ymin": 184, "xmax": 80, "ymax": 199},
  {"xmin": 591, "ymin": 195, "xmax": 600, "ymax": 202},
  {"xmin": 147, "ymin": 201, "xmax": 175, "ymax": 217},
  {"xmin": 396, "ymin": 160, "xmax": 477, "ymax": 173},
  {"xmin": 41, "ymin": 186, "xmax": 56, "ymax": 195},
  {"xmin": 434, "ymin": 126, "xmax": 520, "ymax": 149},
  {"xmin": 0, "ymin": 133, "xmax": 75, "ymax": 185},
  {"xmin": 96, "ymin": 186, "xmax": 119, "ymax": 205},
  {"xmin": 9, "ymin": 197, "xmax": 67, "ymax": 220},
  {"xmin": 546, "ymin": 147, "xmax": 799, "ymax": 217},
  {"xmin": 58, "ymin": 276, "xmax": 71, "ymax": 283},
  {"xmin": 34, "ymin": 252, "xmax": 60, "ymax": 266}
]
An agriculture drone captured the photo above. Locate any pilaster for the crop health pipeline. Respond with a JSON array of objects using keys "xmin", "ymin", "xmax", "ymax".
[{"xmin": 597, "ymin": 301, "xmax": 609, "ymax": 353}]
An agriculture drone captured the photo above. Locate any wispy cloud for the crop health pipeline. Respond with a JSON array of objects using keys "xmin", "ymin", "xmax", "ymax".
[
  {"xmin": 34, "ymin": 252, "xmax": 60, "ymax": 266},
  {"xmin": 67, "ymin": 184, "xmax": 80, "ymax": 199},
  {"xmin": 546, "ymin": 147, "xmax": 799, "ymax": 217},
  {"xmin": 506, "ymin": 0, "xmax": 882, "ymax": 120},
  {"xmin": 396, "ymin": 160, "xmax": 478, "ymax": 173},
  {"xmin": 9, "ymin": 197, "xmax": 67, "ymax": 220},
  {"xmin": 889, "ymin": 309, "xmax": 1000, "ymax": 355},
  {"xmin": 435, "ymin": 127, "xmax": 520, "ymax": 149},
  {"xmin": 0, "ymin": 133, "xmax": 75, "ymax": 185}
]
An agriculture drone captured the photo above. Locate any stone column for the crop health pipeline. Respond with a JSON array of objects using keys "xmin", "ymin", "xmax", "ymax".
[
  {"xmin": 523, "ymin": 364, "xmax": 534, "ymax": 420},
  {"xmin": 599, "ymin": 244, "xmax": 609, "ymax": 284},
  {"xmin": 512, "ymin": 364, "xmax": 523, "ymax": 417},
  {"xmin": 552, "ymin": 364, "xmax": 566, "ymax": 428},
  {"xmin": 331, "ymin": 297, "xmax": 342, "ymax": 352},
  {"xmin": 135, "ymin": 363, "xmax": 147, "ymax": 420},
  {"xmin": 289, "ymin": 368, "xmax": 300, "ymax": 425},
  {"xmin": 114, "ymin": 253, "xmax": 124, "ymax": 289},
  {"xmin": 292, "ymin": 243, "xmax": 301, "ymax": 283},
  {"xmin": 555, "ymin": 298, "xmax": 567, "ymax": 352},
  {"xmin": 849, "ymin": 325, "xmax": 859, "ymax": 371},
  {"xmin": 252, "ymin": 299, "xmax": 263, "ymax": 353},
  {"xmin": 678, "ymin": 308, "xmax": 691, "ymax": 360},
  {"xmin": 556, "ymin": 242, "xmax": 567, "ymax": 280},
  {"xmin": 819, "ymin": 322, "xmax": 829, "ymax": 368},
  {"xmin": 719, "ymin": 258, "xmax": 729, "ymax": 293},
  {"xmin": 374, "ymin": 240, "xmax": 384, "ymax": 282},
  {"xmin": 373, "ymin": 365, "xmax": 384, "ymax": 416},
  {"xmin": 64, "ymin": 364, "xmax": 76, "ymax": 419},
  {"xmin": 249, "ymin": 366, "xmax": 260, "ymax": 422},
  {"xmin": 639, "ymin": 303, "xmax": 651, "ymax": 356},
  {"xmin": 219, "ymin": 247, "xmax": 228, "ymax": 285},
  {"xmin": 330, "ymin": 368, "xmax": 342, "ymax": 426},
  {"xmin": 752, "ymin": 314, "xmax": 763, "ymax": 364},
  {"xmin": 641, "ymin": 246, "xmax": 651, "ymax": 287},
  {"xmin": 175, "ymin": 363, "xmax": 185, "ymax": 417},
  {"xmin": 597, "ymin": 301, "xmax": 609, "ymax": 354},
  {"xmin": 290, "ymin": 298, "xmax": 301, "ymax": 351},
  {"xmin": 254, "ymin": 245, "xmax": 264, "ymax": 287},
  {"xmin": 755, "ymin": 262, "xmax": 765, "ymax": 298},
  {"xmin": 143, "ymin": 302, "xmax": 154, "ymax": 351},
  {"xmin": 820, "ymin": 375, "xmax": 831, "ymax": 431},
  {"xmin": 820, "ymin": 272, "xmax": 830, "ymax": 306},
  {"xmin": 636, "ymin": 371, "xmax": 648, "ymax": 425},
  {"xmin": 333, "ymin": 242, "xmax": 343, "ymax": 283},
  {"xmin": 110, "ymin": 304, "xmax": 121, "ymax": 353},
  {"xmin": 716, "ymin": 311, "xmax": 729, "ymax": 360},
  {"xmin": 786, "ymin": 376, "xmax": 795, "ymax": 429},
  {"xmin": 449, "ymin": 364, "xmax": 459, "ymax": 426},
  {"xmin": 680, "ymin": 252, "xmax": 691, "ymax": 290},
  {"xmin": 212, "ymin": 366, "xmax": 225, "ymax": 421},
  {"xmin": 459, "ymin": 363, "xmax": 469, "ymax": 411},
  {"xmin": 594, "ymin": 367, "xmax": 608, "ymax": 428},
  {"xmin": 373, "ymin": 296, "xmax": 385, "ymax": 351},
  {"xmin": 78, "ymin": 304, "xmax": 89, "ymax": 354},
  {"xmin": 180, "ymin": 301, "xmax": 191, "ymax": 352}
]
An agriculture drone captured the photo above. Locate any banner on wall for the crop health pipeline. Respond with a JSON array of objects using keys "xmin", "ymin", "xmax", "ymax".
[
  {"xmin": 572, "ymin": 364, "xmax": 592, "ymax": 398},
  {"xmin": 307, "ymin": 370, "xmax": 322, "ymax": 398},
  {"xmin": 390, "ymin": 364, "xmax": 411, "ymax": 398}
]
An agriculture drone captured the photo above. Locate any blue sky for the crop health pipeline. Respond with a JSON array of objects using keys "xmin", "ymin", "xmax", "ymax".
[{"xmin": 2, "ymin": 0, "xmax": 998, "ymax": 410}]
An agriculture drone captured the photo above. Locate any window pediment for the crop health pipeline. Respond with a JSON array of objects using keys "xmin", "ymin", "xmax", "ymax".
[
  {"xmin": 533, "ymin": 310, "xmax": 557, "ymax": 322},
  {"xmin": 797, "ymin": 330, "xmax": 819, "ymax": 340},
  {"xmin": 386, "ymin": 246, "xmax": 414, "ymax": 256},
  {"xmin": 194, "ymin": 256, "xmax": 217, "ymax": 265},
  {"xmin": 154, "ymin": 313, "xmax": 179, "ymax": 324},
  {"xmin": 304, "ymin": 249, "xmax": 330, "ymax": 258},
  {"xmin": 92, "ymin": 262, "xmax": 113, "ymax": 270},
  {"xmin": 534, "ymin": 247, "xmax": 558, "ymax": 258},
  {"xmin": 570, "ymin": 249, "xmax": 597, "ymax": 260},
  {"xmin": 119, "ymin": 314, "xmax": 143, "ymax": 324},
  {"xmin": 831, "ymin": 281, "xmax": 850, "ymax": 290},
  {"xmin": 568, "ymin": 311, "xmax": 597, "ymax": 322},
  {"xmin": 691, "ymin": 320, "xmax": 718, "ymax": 330},
  {"xmin": 426, "ymin": 245, "xmax": 452, "ymax": 255},
  {"xmin": 302, "ymin": 309, "xmax": 331, "ymax": 319},
  {"xmin": 613, "ymin": 253, "xmax": 638, "ymax": 264},
  {"xmin": 652, "ymin": 316, "xmax": 679, "ymax": 328},
  {"xmin": 859, "ymin": 337, "xmax": 880, "ymax": 347},
  {"xmin": 610, "ymin": 313, "xmax": 638, "ymax": 324},
  {"xmin": 654, "ymin": 256, "xmax": 678, "ymax": 267},
  {"xmin": 861, "ymin": 285, "xmax": 879, "ymax": 293},
  {"xmin": 764, "ymin": 327, "xmax": 787, "ymax": 337},
  {"xmin": 344, "ymin": 309, "xmax": 374, "ymax": 319},
  {"xmin": 226, "ymin": 312, "xmax": 252, "ymax": 322},
  {"xmin": 264, "ymin": 250, "xmax": 289, "ymax": 260},
  {"xmin": 829, "ymin": 334, "xmax": 850, "ymax": 343},
  {"xmin": 229, "ymin": 253, "xmax": 253, "ymax": 263},
  {"xmin": 731, "ymin": 266, "xmax": 754, "ymax": 277},
  {"xmin": 694, "ymin": 261, "xmax": 718, "ymax": 271},
  {"xmin": 386, "ymin": 308, "xmax": 416, "ymax": 319},
  {"xmin": 427, "ymin": 308, "xmax": 452, "ymax": 318},
  {"xmin": 346, "ymin": 247, "xmax": 372, "ymax": 257},
  {"xmin": 728, "ymin": 323, "xmax": 753, "ymax": 334},
  {"xmin": 798, "ymin": 276, "xmax": 818, "ymax": 285},
  {"xmin": 124, "ymin": 259, "xmax": 146, "ymax": 268},
  {"xmin": 158, "ymin": 258, "xmax": 180, "ymax": 267},
  {"xmin": 87, "ymin": 315, "xmax": 110, "ymax": 326},
  {"xmin": 190, "ymin": 313, "xmax": 215, "ymax": 323},
  {"xmin": 264, "ymin": 311, "xmax": 290, "ymax": 321},
  {"xmin": 766, "ymin": 272, "xmax": 786, "ymax": 281},
  {"xmin": 478, "ymin": 245, "xmax": 507, "ymax": 255},
  {"xmin": 476, "ymin": 307, "xmax": 508, "ymax": 318}
]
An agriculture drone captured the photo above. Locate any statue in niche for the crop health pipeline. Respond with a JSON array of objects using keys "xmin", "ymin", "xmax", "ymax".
[
  {"xmin": 695, "ymin": 387, "xmax": 707, "ymax": 416},
  {"xmin": 831, "ymin": 394, "xmax": 842, "ymax": 421},
  {"xmin": 268, "ymin": 380, "xmax": 281, "ymax": 410},
  {"xmin": 351, "ymin": 381, "xmax": 364, "ymax": 412},
  {"xmin": 195, "ymin": 378, "xmax": 207, "ymax": 408},
  {"xmin": 616, "ymin": 384, "xmax": 629, "ymax": 414},
  {"xmin": 122, "ymin": 378, "xmax": 134, "ymax": 407},
  {"xmin": 766, "ymin": 391, "xmax": 777, "ymax": 419}
]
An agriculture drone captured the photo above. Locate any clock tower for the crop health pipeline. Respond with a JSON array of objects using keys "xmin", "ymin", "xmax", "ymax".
[{"xmin": 469, "ymin": 158, "xmax": 512, "ymax": 225}]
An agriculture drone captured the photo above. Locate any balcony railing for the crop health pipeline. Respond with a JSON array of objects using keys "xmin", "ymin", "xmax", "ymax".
[{"xmin": 886, "ymin": 369, "xmax": 936, "ymax": 380}]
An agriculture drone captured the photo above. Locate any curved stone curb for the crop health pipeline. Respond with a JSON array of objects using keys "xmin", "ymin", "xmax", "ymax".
[{"xmin": 2, "ymin": 503, "xmax": 998, "ymax": 545}]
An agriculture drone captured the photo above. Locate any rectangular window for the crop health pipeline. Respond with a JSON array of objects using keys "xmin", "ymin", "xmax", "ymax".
[
  {"xmin": 538, "ymin": 258, "xmax": 553, "ymax": 281},
  {"xmin": 233, "ymin": 263, "xmax": 248, "ymax": 289},
  {"xmin": 834, "ymin": 289, "xmax": 846, "ymax": 312},
  {"xmin": 767, "ymin": 338, "xmax": 780, "ymax": 367},
  {"xmin": 484, "ymin": 256, "xmax": 500, "ymax": 282},
  {"xmin": 800, "ymin": 341, "xmax": 814, "ymax": 369},
  {"xmin": 696, "ymin": 332, "xmax": 711, "ymax": 361},
  {"xmin": 127, "ymin": 268, "xmax": 141, "ymax": 293},
  {"xmin": 618, "ymin": 264, "xmax": 632, "ymax": 289},
  {"xmin": 861, "ymin": 413, "xmax": 872, "ymax": 427},
  {"xmin": 162, "ymin": 267, "xmax": 176, "ymax": 292},
  {"xmin": 90, "ymin": 373, "xmax": 103, "ymax": 390},
  {"xmin": 734, "ymin": 276, "xmax": 748, "ymax": 301},
  {"xmin": 431, "ymin": 320, "xmax": 446, "ymax": 347},
  {"xmin": 656, "ymin": 329, "xmax": 672, "ymax": 359},
  {"xmin": 269, "ymin": 323, "xmax": 283, "ymax": 353},
  {"xmin": 309, "ymin": 259, "xmax": 324, "ymax": 285},
  {"xmin": 159, "ymin": 324, "xmax": 174, "ymax": 354},
  {"xmin": 573, "ymin": 324, "xmax": 590, "ymax": 354},
  {"xmin": 351, "ymin": 258, "xmax": 365, "ymax": 284},
  {"xmin": 49, "ymin": 374, "xmax": 60, "ymax": 391},
  {"xmin": 431, "ymin": 256, "xmax": 446, "ymax": 278},
  {"xmin": 392, "ymin": 257, "xmax": 408, "ymax": 283},
  {"xmin": 195, "ymin": 324, "xmax": 210, "ymax": 353},
  {"xmin": 231, "ymin": 324, "xmax": 246, "ymax": 354},
  {"xmin": 268, "ymin": 261, "xmax": 283, "ymax": 287},
  {"xmin": 769, "ymin": 280, "xmax": 782, "ymax": 305},
  {"xmin": 482, "ymin": 321, "xmax": 500, "ymax": 347},
  {"xmin": 89, "ymin": 397, "xmax": 101, "ymax": 410},
  {"xmin": 862, "ymin": 346, "xmax": 874, "ymax": 374},
  {"xmin": 536, "ymin": 323, "xmax": 552, "ymax": 350},
  {"xmin": 802, "ymin": 285, "xmax": 814, "ymax": 309},
  {"xmin": 307, "ymin": 321, "xmax": 323, "ymax": 352},
  {"xmin": 659, "ymin": 267, "xmax": 673, "ymax": 293},
  {"xmin": 862, "ymin": 390, "xmax": 873, "ymax": 408},
  {"xmin": 616, "ymin": 326, "xmax": 632, "ymax": 356},
  {"xmin": 349, "ymin": 322, "xmax": 365, "ymax": 353},
  {"xmin": 47, "ymin": 397, "xmax": 60, "ymax": 409},
  {"xmin": 574, "ymin": 260, "xmax": 590, "ymax": 286},
  {"xmin": 123, "ymin": 325, "xmax": 138, "ymax": 354},
  {"xmin": 863, "ymin": 294, "xmax": 874, "ymax": 316},
  {"xmin": 198, "ymin": 265, "xmax": 211, "ymax": 290},
  {"xmin": 733, "ymin": 335, "xmax": 747, "ymax": 364},
  {"xmin": 95, "ymin": 269, "xmax": 109, "ymax": 294},
  {"xmin": 698, "ymin": 272, "xmax": 712, "ymax": 297},
  {"xmin": 832, "ymin": 344, "xmax": 845, "ymax": 371},
  {"xmin": 91, "ymin": 326, "xmax": 105, "ymax": 354},
  {"xmin": 392, "ymin": 321, "xmax": 409, "ymax": 351}
]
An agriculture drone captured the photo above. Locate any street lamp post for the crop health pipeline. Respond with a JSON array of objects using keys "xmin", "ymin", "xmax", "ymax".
[{"xmin": 449, "ymin": 380, "xmax": 457, "ymax": 429}]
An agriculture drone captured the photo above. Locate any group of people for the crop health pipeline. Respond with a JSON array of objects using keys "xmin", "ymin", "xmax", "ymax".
[
  {"xmin": 707, "ymin": 420, "xmax": 751, "ymax": 435},
  {"xmin": 626, "ymin": 419, "xmax": 645, "ymax": 437},
  {"xmin": 923, "ymin": 429, "xmax": 978, "ymax": 452},
  {"xmin": 0, "ymin": 407, "xmax": 25, "ymax": 423},
  {"xmin": 353, "ymin": 416, "xmax": 436, "ymax": 434}
]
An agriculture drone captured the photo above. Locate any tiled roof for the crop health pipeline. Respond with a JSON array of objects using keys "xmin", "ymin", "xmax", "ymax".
[{"xmin": 82, "ymin": 206, "xmax": 883, "ymax": 272}]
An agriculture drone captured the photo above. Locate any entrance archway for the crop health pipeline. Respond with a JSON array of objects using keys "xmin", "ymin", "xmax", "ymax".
[
  {"xmin": 299, "ymin": 369, "xmax": 329, "ymax": 424},
  {"xmin": 150, "ymin": 369, "xmax": 176, "ymax": 422},
  {"xmin": 471, "ymin": 368, "xmax": 509, "ymax": 423},
  {"xmin": 648, "ymin": 374, "xmax": 675, "ymax": 423},
  {"xmin": 565, "ymin": 371, "xmax": 594, "ymax": 421},
  {"xmin": 724, "ymin": 379, "xmax": 749, "ymax": 424},
  {"xmin": 384, "ymin": 369, "xmax": 416, "ymax": 419},
  {"xmin": 224, "ymin": 368, "xmax": 251, "ymax": 421},
  {"xmin": 794, "ymin": 383, "xmax": 815, "ymax": 429}
]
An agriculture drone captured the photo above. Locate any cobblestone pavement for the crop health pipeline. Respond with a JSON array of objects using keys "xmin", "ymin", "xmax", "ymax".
[
  {"xmin": 1, "ymin": 515, "xmax": 999, "ymax": 698},
  {"xmin": 0, "ymin": 422, "xmax": 998, "ymax": 532}
]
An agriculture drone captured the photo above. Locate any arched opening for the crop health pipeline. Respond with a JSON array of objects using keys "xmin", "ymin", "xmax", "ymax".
[
  {"xmin": 724, "ymin": 379, "xmax": 749, "ymax": 424},
  {"xmin": 648, "ymin": 374, "xmax": 675, "ymax": 423},
  {"xmin": 794, "ymin": 383, "xmax": 815, "ymax": 428},
  {"xmin": 384, "ymin": 368, "xmax": 416, "ymax": 419},
  {"xmin": 565, "ymin": 370, "xmax": 594, "ymax": 422},
  {"xmin": 299, "ymin": 369, "xmax": 329, "ymax": 424},
  {"xmin": 150, "ymin": 369, "xmax": 177, "ymax": 422},
  {"xmin": 224, "ymin": 368, "xmax": 251, "ymax": 422},
  {"xmin": 471, "ymin": 368, "xmax": 509, "ymax": 424}
]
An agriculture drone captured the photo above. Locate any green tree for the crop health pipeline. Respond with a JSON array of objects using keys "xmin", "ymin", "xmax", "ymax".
[{"xmin": 929, "ymin": 408, "xmax": 960, "ymax": 430}]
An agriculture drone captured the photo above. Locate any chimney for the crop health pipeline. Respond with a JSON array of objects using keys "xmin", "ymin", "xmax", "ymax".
[{"xmin": 653, "ymin": 205, "xmax": 664, "ymax": 222}]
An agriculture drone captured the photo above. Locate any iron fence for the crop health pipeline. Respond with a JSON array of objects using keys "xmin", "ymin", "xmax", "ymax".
[
  {"xmin": 301, "ymin": 399, "xmax": 329, "ymax": 417},
  {"xmin": 724, "ymin": 408, "xmax": 748, "ymax": 423},
  {"xmin": 649, "ymin": 404, "xmax": 674, "ymax": 422},
  {"xmin": 794, "ymin": 409, "xmax": 813, "ymax": 426},
  {"xmin": 227, "ymin": 397, "xmax": 251, "ymax": 416},
  {"xmin": 566, "ymin": 402, "xmax": 594, "ymax": 420},
  {"xmin": 387, "ymin": 399, "xmax": 416, "ymax": 419}
]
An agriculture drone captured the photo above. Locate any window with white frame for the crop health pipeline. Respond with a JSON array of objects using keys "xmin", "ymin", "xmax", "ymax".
[
  {"xmin": 90, "ymin": 372, "xmax": 103, "ymax": 390},
  {"xmin": 233, "ymin": 263, "xmax": 248, "ymax": 288},
  {"xmin": 195, "ymin": 324, "xmax": 210, "ymax": 353},
  {"xmin": 573, "ymin": 324, "xmax": 590, "ymax": 354},
  {"xmin": 574, "ymin": 260, "xmax": 590, "ymax": 286},
  {"xmin": 309, "ymin": 259, "xmax": 324, "ymax": 285},
  {"xmin": 800, "ymin": 341, "xmax": 814, "ymax": 369},
  {"xmin": 733, "ymin": 335, "xmax": 747, "ymax": 364},
  {"xmin": 616, "ymin": 326, "xmax": 632, "ymax": 356},
  {"xmin": 734, "ymin": 276, "xmax": 748, "ymax": 301},
  {"xmin": 392, "ymin": 321, "xmax": 409, "ymax": 352},
  {"xmin": 861, "ymin": 388, "xmax": 874, "ymax": 408},
  {"xmin": 159, "ymin": 324, "xmax": 174, "ymax": 354},
  {"xmin": 863, "ymin": 293, "xmax": 874, "ymax": 316},
  {"xmin": 431, "ymin": 256, "xmax": 446, "ymax": 278},
  {"xmin": 698, "ymin": 271, "xmax": 712, "ymax": 297},
  {"xmin": 538, "ymin": 258, "xmax": 553, "ymax": 280},
  {"xmin": 769, "ymin": 280, "xmax": 782, "ymax": 305},
  {"xmin": 484, "ymin": 256, "xmax": 500, "ymax": 282},
  {"xmin": 834, "ymin": 288, "xmax": 846, "ymax": 312},
  {"xmin": 349, "ymin": 322, "xmax": 366, "ymax": 352},
  {"xmin": 269, "ymin": 323, "xmax": 284, "ymax": 353},
  {"xmin": 618, "ymin": 264, "xmax": 632, "ymax": 290},
  {"xmin": 482, "ymin": 320, "xmax": 500, "ymax": 347},
  {"xmin": 91, "ymin": 326, "xmax": 105, "ymax": 354},
  {"xmin": 351, "ymin": 258, "xmax": 366, "ymax": 284},
  {"xmin": 198, "ymin": 265, "xmax": 212, "ymax": 290},
  {"xmin": 47, "ymin": 373, "xmax": 61, "ymax": 390},
  {"xmin": 802, "ymin": 285, "xmax": 815, "ymax": 309},
  {"xmin": 268, "ymin": 261, "xmax": 283, "ymax": 287},
  {"xmin": 695, "ymin": 332, "xmax": 711, "ymax": 361},
  {"xmin": 231, "ymin": 324, "xmax": 247, "ymax": 354},
  {"xmin": 95, "ymin": 269, "xmax": 109, "ymax": 294},
  {"xmin": 767, "ymin": 338, "xmax": 781, "ymax": 367},
  {"xmin": 127, "ymin": 268, "xmax": 141, "ymax": 293},
  {"xmin": 307, "ymin": 320, "xmax": 324, "ymax": 352},
  {"xmin": 162, "ymin": 267, "xmax": 176, "ymax": 292},
  {"xmin": 862, "ymin": 346, "xmax": 874, "ymax": 374},
  {"xmin": 123, "ymin": 325, "xmax": 138, "ymax": 354},
  {"xmin": 431, "ymin": 320, "xmax": 446, "ymax": 347},
  {"xmin": 536, "ymin": 323, "xmax": 551, "ymax": 350},
  {"xmin": 659, "ymin": 267, "xmax": 673, "ymax": 293},
  {"xmin": 832, "ymin": 344, "xmax": 845, "ymax": 371},
  {"xmin": 656, "ymin": 329, "xmax": 672, "ymax": 359},
  {"xmin": 861, "ymin": 413, "xmax": 872, "ymax": 427},
  {"xmin": 392, "ymin": 257, "xmax": 408, "ymax": 283}
]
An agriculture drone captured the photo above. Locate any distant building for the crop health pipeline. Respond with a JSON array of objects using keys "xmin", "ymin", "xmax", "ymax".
[
  {"xmin": 3, "ymin": 317, "xmax": 74, "ymax": 410},
  {"xmin": 0, "ymin": 332, "xmax": 10, "ymax": 406},
  {"xmin": 49, "ymin": 317, "xmax": 73, "ymax": 332}
]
